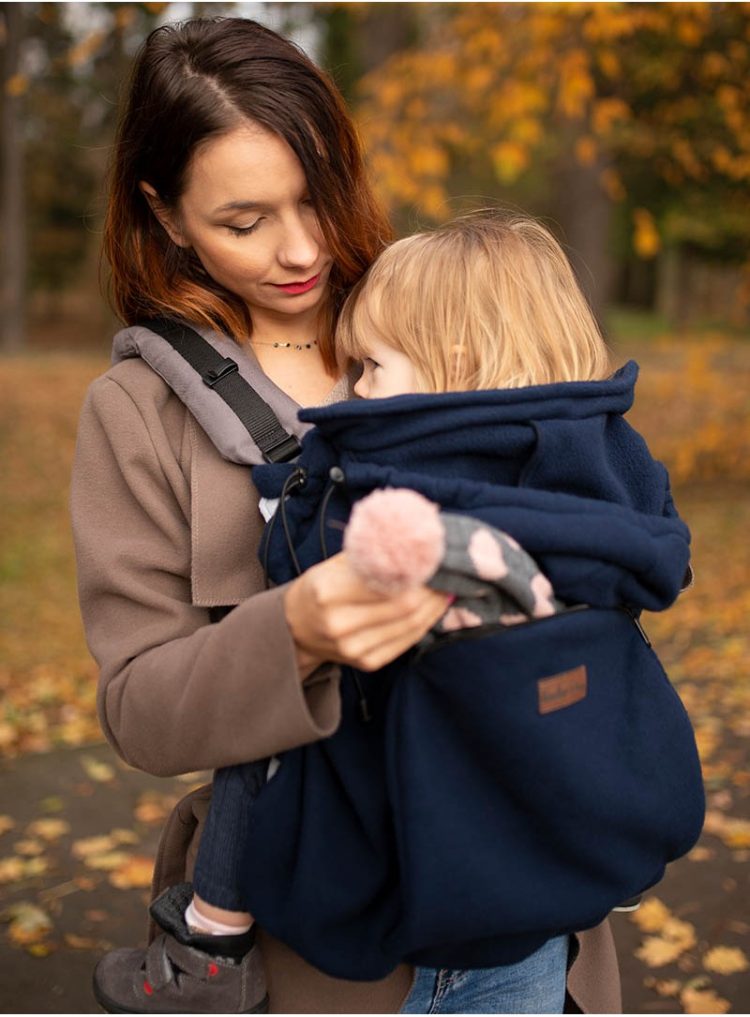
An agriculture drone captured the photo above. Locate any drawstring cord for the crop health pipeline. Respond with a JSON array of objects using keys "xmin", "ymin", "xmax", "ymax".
[
  {"xmin": 280, "ymin": 469, "xmax": 306, "ymax": 577},
  {"xmin": 264, "ymin": 464, "xmax": 372, "ymax": 723},
  {"xmin": 350, "ymin": 669, "xmax": 372, "ymax": 723},
  {"xmin": 262, "ymin": 467, "xmax": 307, "ymax": 588},
  {"xmin": 319, "ymin": 466, "xmax": 347, "ymax": 561},
  {"xmin": 317, "ymin": 467, "xmax": 371, "ymax": 723}
]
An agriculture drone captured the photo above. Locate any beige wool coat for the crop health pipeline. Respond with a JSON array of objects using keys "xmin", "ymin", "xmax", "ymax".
[{"xmin": 71, "ymin": 355, "xmax": 622, "ymax": 1014}]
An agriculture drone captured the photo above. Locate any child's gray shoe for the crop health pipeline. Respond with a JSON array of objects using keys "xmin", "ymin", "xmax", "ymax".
[{"xmin": 92, "ymin": 883, "xmax": 268, "ymax": 1013}]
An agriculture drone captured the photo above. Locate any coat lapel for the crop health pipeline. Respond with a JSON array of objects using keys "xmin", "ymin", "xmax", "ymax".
[{"xmin": 188, "ymin": 414, "xmax": 267, "ymax": 606}]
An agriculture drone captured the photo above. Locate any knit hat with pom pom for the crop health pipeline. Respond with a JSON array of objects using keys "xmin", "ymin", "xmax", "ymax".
[{"xmin": 343, "ymin": 488, "xmax": 445, "ymax": 595}]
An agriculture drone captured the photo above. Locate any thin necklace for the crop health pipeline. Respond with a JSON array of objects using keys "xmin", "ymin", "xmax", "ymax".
[{"xmin": 251, "ymin": 339, "xmax": 319, "ymax": 351}]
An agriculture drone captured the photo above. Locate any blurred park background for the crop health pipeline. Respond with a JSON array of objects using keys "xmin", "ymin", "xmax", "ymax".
[{"xmin": 1, "ymin": 2, "xmax": 749, "ymax": 1013}]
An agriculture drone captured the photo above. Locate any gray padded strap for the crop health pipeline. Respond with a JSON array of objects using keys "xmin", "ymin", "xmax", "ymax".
[{"xmin": 112, "ymin": 324, "xmax": 313, "ymax": 466}]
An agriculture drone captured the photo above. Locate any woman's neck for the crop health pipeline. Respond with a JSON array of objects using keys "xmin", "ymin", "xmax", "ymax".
[
  {"xmin": 250, "ymin": 345, "xmax": 341, "ymax": 407},
  {"xmin": 246, "ymin": 305, "xmax": 322, "ymax": 348},
  {"xmin": 240, "ymin": 304, "xmax": 345, "ymax": 407}
]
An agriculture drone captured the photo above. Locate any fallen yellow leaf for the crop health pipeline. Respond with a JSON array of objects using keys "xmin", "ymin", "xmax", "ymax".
[
  {"xmin": 71, "ymin": 834, "xmax": 118, "ymax": 859},
  {"xmin": 134, "ymin": 801, "xmax": 165, "ymax": 825},
  {"xmin": 0, "ymin": 815, "xmax": 15, "ymax": 836},
  {"xmin": 0, "ymin": 857, "xmax": 25, "ymax": 884},
  {"xmin": 703, "ymin": 945, "xmax": 750, "ymax": 975},
  {"xmin": 635, "ymin": 912, "xmax": 698, "ymax": 968},
  {"xmin": 644, "ymin": 976, "xmax": 681, "ymax": 998},
  {"xmin": 134, "ymin": 800, "xmax": 169, "ymax": 824},
  {"xmin": 3, "ymin": 901, "xmax": 53, "ymax": 945},
  {"xmin": 22, "ymin": 857, "xmax": 49, "ymax": 878},
  {"xmin": 108, "ymin": 855, "xmax": 154, "ymax": 890},
  {"xmin": 26, "ymin": 818, "xmax": 70, "ymax": 841},
  {"xmin": 80, "ymin": 755, "xmax": 115, "ymax": 783},
  {"xmin": 636, "ymin": 936, "xmax": 688, "ymax": 968},
  {"xmin": 702, "ymin": 813, "xmax": 750, "ymax": 849},
  {"xmin": 13, "ymin": 839, "xmax": 44, "ymax": 857},
  {"xmin": 681, "ymin": 986, "xmax": 730, "ymax": 1014},
  {"xmin": 687, "ymin": 845, "xmax": 715, "ymax": 862},
  {"xmin": 84, "ymin": 850, "xmax": 131, "ymax": 871},
  {"xmin": 64, "ymin": 932, "xmax": 113, "ymax": 951},
  {"xmin": 662, "ymin": 917, "xmax": 697, "ymax": 952},
  {"xmin": 133, "ymin": 791, "xmax": 179, "ymax": 825},
  {"xmin": 40, "ymin": 796, "xmax": 65, "ymax": 813},
  {"xmin": 111, "ymin": 828, "xmax": 139, "ymax": 846},
  {"xmin": 631, "ymin": 897, "xmax": 671, "ymax": 933},
  {"xmin": 26, "ymin": 941, "xmax": 56, "ymax": 957},
  {"xmin": 723, "ymin": 819, "xmax": 750, "ymax": 849}
]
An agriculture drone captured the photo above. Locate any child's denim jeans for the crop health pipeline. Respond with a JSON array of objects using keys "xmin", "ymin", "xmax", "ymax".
[
  {"xmin": 192, "ymin": 760, "xmax": 267, "ymax": 910},
  {"xmin": 400, "ymin": 935, "xmax": 569, "ymax": 1014}
]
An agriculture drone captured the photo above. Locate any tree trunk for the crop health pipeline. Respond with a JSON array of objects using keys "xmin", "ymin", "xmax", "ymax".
[
  {"xmin": 554, "ymin": 152, "xmax": 614, "ymax": 329},
  {"xmin": 1, "ymin": 3, "xmax": 26, "ymax": 353}
]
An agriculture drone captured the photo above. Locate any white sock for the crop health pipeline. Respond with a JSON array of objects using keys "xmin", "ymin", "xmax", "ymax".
[{"xmin": 185, "ymin": 898, "xmax": 253, "ymax": 936}]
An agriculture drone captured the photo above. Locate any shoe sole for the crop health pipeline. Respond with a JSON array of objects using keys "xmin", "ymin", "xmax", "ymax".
[{"xmin": 92, "ymin": 976, "xmax": 269, "ymax": 1014}]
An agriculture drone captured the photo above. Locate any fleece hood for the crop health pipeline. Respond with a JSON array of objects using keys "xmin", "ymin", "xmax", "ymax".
[{"xmin": 255, "ymin": 361, "xmax": 691, "ymax": 613}]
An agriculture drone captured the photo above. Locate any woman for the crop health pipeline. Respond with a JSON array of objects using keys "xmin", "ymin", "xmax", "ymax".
[{"xmin": 72, "ymin": 17, "xmax": 622, "ymax": 1014}]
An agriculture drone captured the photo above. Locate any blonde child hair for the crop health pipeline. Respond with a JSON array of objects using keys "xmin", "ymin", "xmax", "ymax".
[{"xmin": 336, "ymin": 211, "xmax": 610, "ymax": 392}]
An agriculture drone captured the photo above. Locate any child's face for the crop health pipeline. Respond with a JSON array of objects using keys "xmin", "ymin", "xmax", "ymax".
[{"xmin": 353, "ymin": 335, "xmax": 420, "ymax": 399}]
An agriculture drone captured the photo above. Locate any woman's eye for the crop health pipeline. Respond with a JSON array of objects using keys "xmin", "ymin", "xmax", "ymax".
[
  {"xmin": 226, "ymin": 220, "xmax": 261, "ymax": 237},
  {"xmin": 364, "ymin": 357, "xmax": 380, "ymax": 370}
]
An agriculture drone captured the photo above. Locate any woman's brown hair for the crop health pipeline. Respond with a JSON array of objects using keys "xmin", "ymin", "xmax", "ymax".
[{"xmin": 104, "ymin": 17, "xmax": 392, "ymax": 371}]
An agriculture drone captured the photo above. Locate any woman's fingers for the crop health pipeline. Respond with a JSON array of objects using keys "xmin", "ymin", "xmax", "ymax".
[
  {"xmin": 323, "ymin": 588, "xmax": 449, "ymax": 671},
  {"xmin": 303, "ymin": 551, "xmax": 404, "ymax": 606},
  {"xmin": 284, "ymin": 553, "xmax": 450, "ymax": 672}
]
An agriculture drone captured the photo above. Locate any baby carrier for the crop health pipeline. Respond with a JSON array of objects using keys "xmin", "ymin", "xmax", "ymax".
[{"xmin": 114, "ymin": 319, "xmax": 705, "ymax": 981}]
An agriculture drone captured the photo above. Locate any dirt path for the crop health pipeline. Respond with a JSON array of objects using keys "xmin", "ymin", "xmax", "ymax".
[{"xmin": 1, "ymin": 742, "xmax": 749, "ymax": 1014}]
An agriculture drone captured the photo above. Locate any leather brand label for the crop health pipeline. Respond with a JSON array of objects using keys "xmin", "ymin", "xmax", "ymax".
[{"xmin": 537, "ymin": 665, "xmax": 588, "ymax": 715}]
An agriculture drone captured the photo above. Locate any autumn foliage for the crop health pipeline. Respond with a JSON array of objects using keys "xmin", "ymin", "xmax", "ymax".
[{"xmin": 356, "ymin": 2, "xmax": 750, "ymax": 256}]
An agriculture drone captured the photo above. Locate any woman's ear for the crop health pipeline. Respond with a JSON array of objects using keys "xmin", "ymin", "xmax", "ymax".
[{"xmin": 139, "ymin": 181, "xmax": 189, "ymax": 247}]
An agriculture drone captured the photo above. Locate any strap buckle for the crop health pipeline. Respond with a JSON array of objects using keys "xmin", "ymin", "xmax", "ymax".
[
  {"xmin": 202, "ymin": 358, "xmax": 239, "ymax": 388},
  {"xmin": 262, "ymin": 433, "xmax": 302, "ymax": 464}
]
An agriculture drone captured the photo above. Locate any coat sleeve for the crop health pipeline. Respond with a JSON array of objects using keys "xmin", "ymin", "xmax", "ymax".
[{"xmin": 70, "ymin": 373, "xmax": 342, "ymax": 777}]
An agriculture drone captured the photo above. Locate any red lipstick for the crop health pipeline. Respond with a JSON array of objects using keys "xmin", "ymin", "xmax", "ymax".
[{"xmin": 272, "ymin": 273, "xmax": 321, "ymax": 295}]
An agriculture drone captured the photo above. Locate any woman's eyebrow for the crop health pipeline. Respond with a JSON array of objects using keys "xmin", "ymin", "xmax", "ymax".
[{"xmin": 212, "ymin": 199, "xmax": 267, "ymax": 214}]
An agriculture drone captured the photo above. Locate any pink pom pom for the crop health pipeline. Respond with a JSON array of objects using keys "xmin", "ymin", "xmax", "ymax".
[{"xmin": 344, "ymin": 488, "xmax": 445, "ymax": 594}]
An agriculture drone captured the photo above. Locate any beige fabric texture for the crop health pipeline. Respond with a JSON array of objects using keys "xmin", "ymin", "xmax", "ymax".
[{"xmin": 71, "ymin": 356, "xmax": 622, "ymax": 1013}]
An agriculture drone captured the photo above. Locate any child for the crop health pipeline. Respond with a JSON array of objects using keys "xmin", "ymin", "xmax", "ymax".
[{"xmin": 106, "ymin": 212, "xmax": 700, "ymax": 1013}]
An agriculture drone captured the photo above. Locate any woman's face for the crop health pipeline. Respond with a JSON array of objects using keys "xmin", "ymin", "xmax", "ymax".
[
  {"xmin": 353, "ymin": 334, "xmax": 421, "ymax": 399},
  {"xmin": 152, "ymin": 123, "xmax": 333, "ymax": 333}
]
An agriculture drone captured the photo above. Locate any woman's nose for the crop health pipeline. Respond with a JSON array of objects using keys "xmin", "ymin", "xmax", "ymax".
[
  {"xmin": 353, "ymin": 373, "xmax": 368, "ymax": 399},
  {"xmin": 278, "ymin": 215, "xmax": 320, "ymax": 270}
]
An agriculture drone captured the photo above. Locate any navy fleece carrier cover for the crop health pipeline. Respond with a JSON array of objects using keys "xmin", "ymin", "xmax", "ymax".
[{"xmin": 241, "ymin": 362, "xmax": 703, "ymax": 979}]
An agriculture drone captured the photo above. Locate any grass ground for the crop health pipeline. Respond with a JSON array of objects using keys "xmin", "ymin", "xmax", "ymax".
[{"xmin": 0, "ymin": 355, "xmax": 106, "ymax": 756}]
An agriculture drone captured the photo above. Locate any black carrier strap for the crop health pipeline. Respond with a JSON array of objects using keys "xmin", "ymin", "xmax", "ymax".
[{"xmin": 139, "ymin": 317, "xmax": 301, "ymax": 464}]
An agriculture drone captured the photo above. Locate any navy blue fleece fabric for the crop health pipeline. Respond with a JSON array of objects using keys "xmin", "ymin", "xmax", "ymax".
[{"xmin": 238, "ymin": 362, "xmax": 703, "ymax": 979}]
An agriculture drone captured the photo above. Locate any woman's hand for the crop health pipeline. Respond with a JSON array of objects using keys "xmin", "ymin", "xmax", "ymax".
[{"xmin": 283, "ymin": 551, "xmax": 450, "ymax": 679}]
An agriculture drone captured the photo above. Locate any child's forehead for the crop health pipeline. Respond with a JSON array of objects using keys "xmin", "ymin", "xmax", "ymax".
[{"xmin": 357, "ymin": 332, "xmax": 391, "ymax": 359}]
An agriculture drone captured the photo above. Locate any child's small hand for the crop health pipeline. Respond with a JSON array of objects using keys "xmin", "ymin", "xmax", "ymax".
[{"xmin": 284, "ymin": 551, "xmax": 449, "ymax": 676}]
